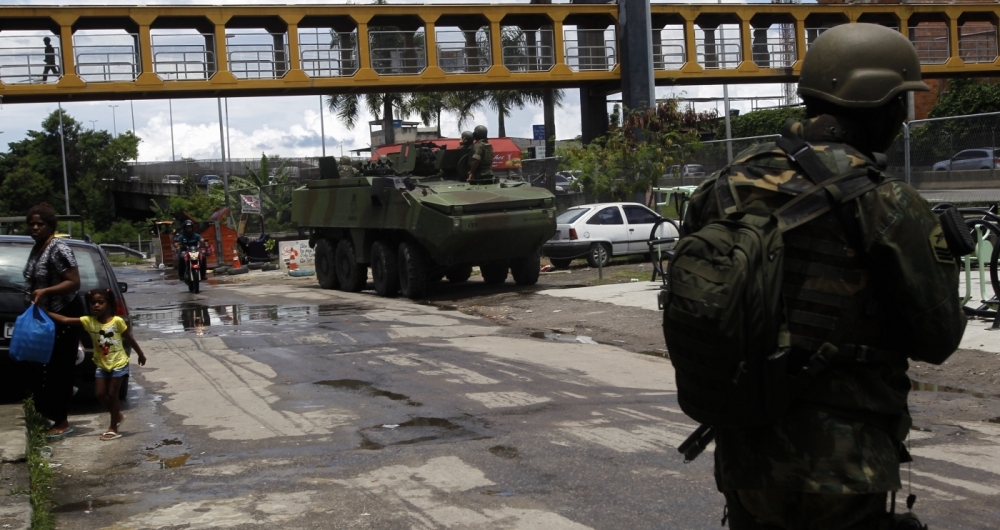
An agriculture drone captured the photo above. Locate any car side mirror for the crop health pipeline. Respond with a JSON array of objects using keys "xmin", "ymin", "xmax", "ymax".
[{"xmin": 118, "ymin": 282, "xmax": 128, "ymax": 293}]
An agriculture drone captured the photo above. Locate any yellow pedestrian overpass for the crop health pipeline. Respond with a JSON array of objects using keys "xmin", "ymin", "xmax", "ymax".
[{"xmin": 0, "ymin": 3, "xmax": 996, "ymax": 103}]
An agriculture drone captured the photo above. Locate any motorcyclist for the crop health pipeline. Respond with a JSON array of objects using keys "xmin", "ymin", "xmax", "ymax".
[{"xmin": 173, "ymin": 220, "xmax": 207, "ymax": 279}]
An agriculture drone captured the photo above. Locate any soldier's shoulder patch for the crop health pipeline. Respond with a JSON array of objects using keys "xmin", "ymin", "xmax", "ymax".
[{"xmin": 928, "ymin": 224, "xmax": 954, "ymax": 263}]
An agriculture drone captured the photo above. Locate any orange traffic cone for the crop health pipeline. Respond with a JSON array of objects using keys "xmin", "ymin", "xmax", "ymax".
[{"xmin": 233, "ymin": 255, "xmax": 242, "ymax": 269}]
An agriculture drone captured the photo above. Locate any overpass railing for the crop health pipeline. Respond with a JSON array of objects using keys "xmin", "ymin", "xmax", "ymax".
[
  {"xmin": 0, "ymin": 36, "xmax": 62, "ymax": 85},
  {"xmin": 0, "ymin": 4, "xmax": 999, "ymax": 102}
]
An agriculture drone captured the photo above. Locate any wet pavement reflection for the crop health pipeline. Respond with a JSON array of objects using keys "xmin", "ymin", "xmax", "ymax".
[{"xmin": 130, "ymin": 301, "xmax": 368, "ymax": 334}]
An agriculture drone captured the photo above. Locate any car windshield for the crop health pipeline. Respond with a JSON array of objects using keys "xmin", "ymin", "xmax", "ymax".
[
  {"xmin": 0, "ymin": 241, "xmax": 111, "ymax": 293},
  {"xmin": 557, "ymin": 208, "xmax": 590, "ymax": 224}
]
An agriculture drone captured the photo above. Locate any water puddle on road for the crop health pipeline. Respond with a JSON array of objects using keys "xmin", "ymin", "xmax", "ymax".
[
  {"xmin": 146, "ymin": 439, "xmax": 183, "ymax": 450},
  {"xmin": 358, "ymin": 417, "xmax": 470, "ymax": 450},
  {"xmin": 53, "ymin": 498, "xmax": 131, "ymax": 513},
  {"xmin": 161, "ymin": 453, "xmax": 191, "ymax": 468},
  {"xmin": 131, "ymin": 301, "xmax": 368, "ymax": 333},
  {"xmin": 481, "ymin": 490, "xmax": 515, "ymax": 497},
  {"xmin": 910, "ymin": 380, "xmax": 1000, "ymax": 400},
  {"xmin": 530, "ymin": 331, "xmax": 598, "ymax": 344},
  {"xmin": 488, "ymin": 445, "xmax": 519, "ymax": 459},
  {"xmin": 314, "ymin": 379, "xmax": 422, "ymax": 406}
]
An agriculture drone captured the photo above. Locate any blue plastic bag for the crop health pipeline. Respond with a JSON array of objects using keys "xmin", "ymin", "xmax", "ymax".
[{"xmin": 9, "ymin": 304, "xmax": 55, "ymax": 364}]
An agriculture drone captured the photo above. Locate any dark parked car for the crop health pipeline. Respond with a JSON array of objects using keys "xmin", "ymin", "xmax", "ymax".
[
  {"xmin": 200, "ymin": 174, "xmax": 222, "ymax": 186},
  {"xmin": 932, "ymin": 148, "xmax": 1000, "ymax": 171},
  {"xmin": 0, "ymin": 235, "xmax": 132, "ymax": 401},
  {"xmin": 530, "ymin": 173, "xmax": 571, "ymax": 192}
]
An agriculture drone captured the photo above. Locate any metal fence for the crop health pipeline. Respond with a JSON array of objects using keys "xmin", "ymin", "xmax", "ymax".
[
  {"xmin": 680, "ymin": 113, "xmax": 1000, "ymax": 206},
  {"xmin": 891, "ymin": 111, "xmax": 1000, "ymax": 204},
  {"xmin": 126, "ymin": 157, "xmax": 339, "ymax": 182},
  {"xmin": 683, "ymin": 134, "xmax": 779, "ymax": 177}
]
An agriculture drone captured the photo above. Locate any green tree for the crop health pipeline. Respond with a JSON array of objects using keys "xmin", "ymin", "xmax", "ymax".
[
  {"xmin": 405, "ymin": 92, "xmax": 450, "ymax": 136},
  {"xmin": 0, "ymin": 163, "xmax": 55, "ymax": 213},
  {"xmin": 715, "ymin": 106, "xmax": 805, "ymax": 139},
  {"xmin": 0, "ymin": 110, "xmax": 139, "ymax": 228},
  {"xmin": 556, "ymin": 101, "xmax": 712, "ymax": 203},
  {"xmin": 325, "ymin": 0, "xmax": 412, "ymax": 145},
  {"xmin": 210, "ymin": 153, "xmax": 292, "ymax": 228},
  {"xmin": 450, "ymin": 89, "xmax": 562, "ymax": 137},
  {"xmin": 908, "ymin": 79, "xmax": 1000, "ymax": 167}
]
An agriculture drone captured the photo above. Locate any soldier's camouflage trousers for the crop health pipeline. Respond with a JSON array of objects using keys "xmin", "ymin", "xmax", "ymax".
[{"xmin": 723, "ymin": 491, "xmax": 928, "ymax": 530}]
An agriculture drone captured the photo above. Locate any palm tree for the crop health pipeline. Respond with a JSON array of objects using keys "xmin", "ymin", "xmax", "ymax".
[
  {"xmin": 405, "ymin": 92, "xmax": 450, "ymax": 137},
  {"xmin": 449, "ymin": 89, "xmax": 562, "ymax": 138},
  {"xmin": 326, "ymin": 92, "xmax": 408, "ymax": 146}
]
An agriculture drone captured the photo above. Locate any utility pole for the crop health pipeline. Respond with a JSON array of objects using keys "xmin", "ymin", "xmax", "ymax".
[
  {"xmin": 217, "ymin": 98, "xmax": 230, "ymax": 210},
  {"xmin": 168, "ymin": 99, "xmax": 176, "ymax": 161},
  {"xmin": 108, "ymin": 104, "xmax": 119, "ymax": 136},
  {"xmin": 319, "ymin": 95, "xmax": 327, "ymax": 157},
  {"xmin": 57, "ymin": 103, "xmax": 71, "ymax": 236}
]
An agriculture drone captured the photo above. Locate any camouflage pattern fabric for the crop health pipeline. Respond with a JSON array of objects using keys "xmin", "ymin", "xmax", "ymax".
[
  {"xmin": 723, "ymin": 489, "xmax": 886, "ymax": 530},
  {"xmin": 470, "ymin": 139, "xmax": 494, "ymax": 180},
  {"xmin": 683, "ymin": 115, "xmax": 966, "ymax": 495}
]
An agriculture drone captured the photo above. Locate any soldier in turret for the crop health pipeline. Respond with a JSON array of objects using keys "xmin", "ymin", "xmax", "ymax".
[
  {"xmin": 338, "ymin": 156, "xmax": 358, "ymax": 178},
  {"xmin": 466, "ymin": 125, "xmax": 493, "ymax": 183},
  {"xmin": 459, "ymin": 131, "xmax": 474, "ymax": 149}
]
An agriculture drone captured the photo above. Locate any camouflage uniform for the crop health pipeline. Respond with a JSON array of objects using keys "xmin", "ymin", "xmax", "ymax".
[
  {"xmin": 683, "ymin": 116, "xmax": 967, "ymax": 529},
  {"xmin": 470, "ymin": 139, "xmax": 494, "ymax": 181},
  {"xmin": 339, "ymin": 156, "xmax": 358, "ymax": 179}
]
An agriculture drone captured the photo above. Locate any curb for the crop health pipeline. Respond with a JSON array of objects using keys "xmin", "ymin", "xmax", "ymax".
[{"xmin": 0, "ymin": 405, "xmax": 32, "ymax": 530}]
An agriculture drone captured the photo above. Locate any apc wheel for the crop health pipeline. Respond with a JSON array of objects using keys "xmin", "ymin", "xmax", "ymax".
[
  {"xmin": 371, "ymin": 241, "xmax": 400, "ymax": 297},
  {"xmin": 511, "ymin": 252, "xmax": 541, "ymax": 286},
  {"xmin": 445, "ymin": 265, "xmax": 473, "ymax": 283},
  {"xmin": 480, "ymin": 260, "xmax": 509, "ymax": 284},
  {"xmin": 315, "ymin": 239, "xmax": 339, "ymax": 290},
  {"xmin": 586, "ymin": 243, "xmax": 611, "ymax": 268},
  {"xmin": 549, "ymin": 258, "xmax": 572, "ymax": 269},
  {"xmin": 398, "ymin": 242, "xmax": 428, "ymax": 299},
  {"xmin": 335, "ymin": 239, "xmax": 368, "ymax": 292}
]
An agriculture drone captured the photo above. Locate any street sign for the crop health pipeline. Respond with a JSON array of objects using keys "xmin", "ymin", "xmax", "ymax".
[
  {"xmin": 533, "ymin": 124, "xmax": 546, "ymax": 141},
  {"xmin": 240, "ymin": 194, "xmax": 261, "ymax": 214}
]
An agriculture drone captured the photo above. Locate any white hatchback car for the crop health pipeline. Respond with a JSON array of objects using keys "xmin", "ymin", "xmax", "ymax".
[{"xmin": 541, "ymin": 202, "xmax": 679, "ymax": 268}]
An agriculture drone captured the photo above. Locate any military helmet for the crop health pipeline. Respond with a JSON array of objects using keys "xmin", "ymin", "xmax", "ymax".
[
  {"xmin": 461, "ymin": 131, "xmax": 473, "ymax": 143},
  {"xmin": 797, "ymin": 23, "xmax": 929, "ymax": 108},
  {"xmin": 473, "ymin": 125, "xmax": 488, "ymax": 140},
  {"xmin": 340, "ymin": 156, "xmax": 351, "ymax": 165},
  {"xmin": 183, "ymin": 220, "xmax": 194, "ymax": 228}
]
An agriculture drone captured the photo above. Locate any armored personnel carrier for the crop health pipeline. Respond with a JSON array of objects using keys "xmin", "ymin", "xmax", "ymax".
[{"xmin": 291, "ymin": 141, "xmax": 556, "ymax": 299}]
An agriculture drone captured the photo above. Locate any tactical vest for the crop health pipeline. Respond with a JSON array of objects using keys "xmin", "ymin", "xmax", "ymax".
[
  {"xmin": 664, "ymin": 132, "xmax": 906, "ymax": 432},
  {"xmin": 472, "ymin": 141, "xmax": 494, "ymax": 179}
]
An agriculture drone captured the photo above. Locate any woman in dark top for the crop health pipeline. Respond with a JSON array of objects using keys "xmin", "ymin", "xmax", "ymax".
[{"xmin": 22, "ymin": 203, "xmax": 81, "ymax": 438}]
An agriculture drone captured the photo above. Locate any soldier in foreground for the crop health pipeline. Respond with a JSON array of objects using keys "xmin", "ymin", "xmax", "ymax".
[
  {"xmin": 667, "ymin": 24, "xmax": 966, "ymax": 529},
  {"xmin": 466, "ymin": 125, "xmax": 494, "ymax": 183}
]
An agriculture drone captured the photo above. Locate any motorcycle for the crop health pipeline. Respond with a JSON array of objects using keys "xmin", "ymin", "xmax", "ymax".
[{"xmin": 181, "ymin": 244, "xmax": 203, "ymax": 293}]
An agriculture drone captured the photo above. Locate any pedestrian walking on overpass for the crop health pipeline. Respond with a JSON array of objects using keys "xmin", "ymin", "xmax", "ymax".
[{"xmin": 41, "ymin": 37, "xmax": 59, "ymax": 82}]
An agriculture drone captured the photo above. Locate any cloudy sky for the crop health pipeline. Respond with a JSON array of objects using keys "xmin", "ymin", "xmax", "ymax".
[{"xmin": 0, "ymin": 0, "xmax": 789, "ymax": 161}]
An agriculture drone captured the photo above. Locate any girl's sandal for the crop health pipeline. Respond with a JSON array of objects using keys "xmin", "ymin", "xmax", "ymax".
[{"xmin": 100, "ymin": 431, "xmax": 122, "ymax": 441}]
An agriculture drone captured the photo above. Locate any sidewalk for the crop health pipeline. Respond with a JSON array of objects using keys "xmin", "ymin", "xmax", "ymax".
[
  {"xmin": 0, "ymin": 404, "xmax": 31, "ymax": 530},
  {"xmin": 540, "ymin": 280, "xmax": 1000, "ymax": 355}
]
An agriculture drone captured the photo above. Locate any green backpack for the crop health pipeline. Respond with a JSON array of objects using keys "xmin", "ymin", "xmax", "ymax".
[{"xmin": 662, "ymin": 134, "xmax": 883, "ymax": 428}]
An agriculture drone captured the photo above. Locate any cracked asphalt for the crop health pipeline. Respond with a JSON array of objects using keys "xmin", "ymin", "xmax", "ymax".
[{"xmin": 41, "ymin": 261, "xmax": 1000, "ymax": 529}]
